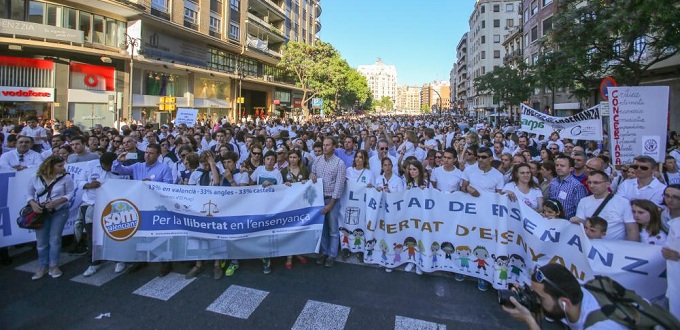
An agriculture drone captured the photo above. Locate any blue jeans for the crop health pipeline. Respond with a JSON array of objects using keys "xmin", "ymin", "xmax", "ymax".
[
  {"xmin": 320, "ymin": 198, "xmax": 339, "ymax": 258},
  {"xmin": 35, "ymin": 207, "xmax": 69, "ymax": 268}
]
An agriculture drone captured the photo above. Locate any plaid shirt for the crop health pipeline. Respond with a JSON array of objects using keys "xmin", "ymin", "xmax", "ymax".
[
  {"xmin": 550, "ymin": 175, "xmax": 588, "ymax": 219},
  {"xmin": 311, "ymin": 153, "xmax": 346, "ymax": 200}
]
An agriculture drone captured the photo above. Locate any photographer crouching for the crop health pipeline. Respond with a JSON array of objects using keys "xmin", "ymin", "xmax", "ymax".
[{"xmin": 501, "ymin": 263, "xmax": 680, "ymax": 330}]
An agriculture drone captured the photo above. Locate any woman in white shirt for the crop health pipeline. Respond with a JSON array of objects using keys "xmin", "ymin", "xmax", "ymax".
[
  {"xmin": 503, "ymin": 163, "xmax": 544, "ymax": 212},
  {"xmin": 377, "ymin": 157, "xmax": 404, "ymax": 193},
  {"xmin": 346, "ymin": 150, "xmax": 375, "ymax": 187},
  {"xmin": 27, "ymin": 155, "xmax": 75, "ymax": 280}
]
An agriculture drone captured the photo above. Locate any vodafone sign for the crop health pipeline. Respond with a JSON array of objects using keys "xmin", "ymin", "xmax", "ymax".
[{"xmin": 0, "ymin": 87, "xmax": 54, "ymax": 102}]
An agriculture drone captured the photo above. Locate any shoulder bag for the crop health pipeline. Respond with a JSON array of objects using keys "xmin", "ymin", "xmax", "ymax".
[{"xmin": 17, "ymin": 174, "xmax": 66, "ymax": 229}]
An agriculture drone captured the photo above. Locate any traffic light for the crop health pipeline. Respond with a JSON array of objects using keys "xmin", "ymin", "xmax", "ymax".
[{"xmin": 159, "ymin": 96, "xmax": 176, "ymax": 111}]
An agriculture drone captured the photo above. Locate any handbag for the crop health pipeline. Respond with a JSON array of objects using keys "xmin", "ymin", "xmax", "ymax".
[{"xmin": 16, "ymin": 174, "xmax": 66, "ymax": 230}]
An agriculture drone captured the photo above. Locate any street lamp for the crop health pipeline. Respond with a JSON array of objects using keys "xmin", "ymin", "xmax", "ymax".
[
  {"xmin": 234, "ymin": 65, "xmax": 246, "ymax": 122},
  {"xmin": 431, "ymin": 88, "xmax": 443, "ymax": 117},
  {"xmin": 122, "ymin": 33, "xmax": 140, "ymax": 127}
]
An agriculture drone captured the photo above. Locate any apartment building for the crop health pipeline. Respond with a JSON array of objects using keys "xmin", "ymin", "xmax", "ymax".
[
  {"xmin": 0, "ymin": 0, "xmax": 321, "ymax": 128},
  {"xmin": 357, "ymin": 58, "xmax": 398, "ymax": 109},
  {"xmin": 396, "ymin": 85, "xmax": 421, "ymax": 112}
]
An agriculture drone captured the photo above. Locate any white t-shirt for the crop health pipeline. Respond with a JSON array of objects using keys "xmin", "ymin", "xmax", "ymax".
[
  {"xmin": 430, "ymin": 166, "xmax": 464, "ymax": 192},
  {"xmin": 346, "ymin": 167, "xmax": 376, "ymax": 186},
  {"xmin": 250, "ymin": 166, "xmax": 283, "ymax": 186},
  {"xmin": 666, "ymin": 216, "xmax": 680, "ymax": 318},
  {"xmin": 378, "ymin": 173, "xmax": 404, "ymax": 192},
  {"xmin": 368, "ymin": 154, "xmax": 398, "ymax": 179},
  {"xmin": 462, "ymin": 166, "xmax": 504, "ymax": 193},
  {"xmin": 575, "ymin": 194, "xmax": 635, "ymax": 240},
  {"xmin": 562, "ymin": 287, "xmax": 628, "ymax": 330},
  {"xmin": 398, "ymin": 141, "xmax": 415, "ymax": 158},
  {"xmin": 503, "ymin": 182, "xmax": 543, "ymax": 211},
  {"xmin": 639, "ymin": 228, "xmax": 667, "ymax": 245}
]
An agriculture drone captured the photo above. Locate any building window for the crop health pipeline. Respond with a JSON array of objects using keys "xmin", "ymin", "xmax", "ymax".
[
  {"xmin": 494, "ymin": 50, "xmax": 501, "ymax": 58},
  {"xmin": 506, "ymin": 3, "xmax": 514, "ymax": 12},
  {"xmin": 63, "ymin": 7, "xmax": 77, "ymax": 29},
  {"xmin": 481, "ymin": 66, "xmax": 486, "ymax": 74},
  {"xmin": 230, "ymin": 0, "xmax": 240, "ymax": 11},
  {"xmin": 151, "ymin": 0, "xmax": 168, "ymax": 12},
  {"xmin": 493, "ymin": 19, "xmax": 500, "ymax": 28},
  {"xmin": 542, "ymin": 16, "xmax": 553, "ymax": 35},
  {"xmin": 493, "ymin": 4, "xmax": 500, "ymax": 12},
  {"xmin": 481, "ymin": 20, "xmax": 485, "ymax": 28},
  {"xmin": 480, "ymin": 5, "xmax": 485, "ymax": 13},
  {"xmin": 531, "ymin": 1, "xmax": 538, "ymax": 16},
  {"xmin": 532, "ymin": 53, "xmax": 539, "ymax": 65},
  {"xmin": 481, "ymin": 35, "xmax": 485, "ymax": 44},
  {"xmin": 481, "ymin": 51, "xmax": 486, "ymax": 59},
  {"xmin": 493, "ymin": 35, "xmax": 500, "ymax": 43},
  {"xmin": 184, "ymin": 1, "xmax": 199, "ymax": 24},
  {"xmin": 229, "ymin": 22, "xmax": 240, "ymax": 40},
  {"xmin": 613, "ymin": 39, "xmax": 621, "ymax": 56},
  {"xmin": 531, "ymin": 25, "xmax": 538, "ymax": 43},
  {"xmin": 507, "ymin": 19, "xmax": 514, "ymax": 27},
  {"xmin": 28, "ymin": 1, "xmax": 44, "ymax": 24},
  {"xmin": 634, "ymin": 37, "xmax": 646, "ymax": 57},
  {"xmin": 210, "ymin": 14, "xmax": 221, "ymax": 32},
  {"xmin": 543, "ymin": 0, "xmax": 553, "ymax": 6},
  {"xmin": 524, "ymin": 9, "xmax": 529, "ymax": 22}
]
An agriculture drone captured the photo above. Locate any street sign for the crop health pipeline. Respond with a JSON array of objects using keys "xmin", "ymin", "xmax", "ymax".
[{"xmin": 600, "ymin": 76, "xmax": 617, "ymax": 101}]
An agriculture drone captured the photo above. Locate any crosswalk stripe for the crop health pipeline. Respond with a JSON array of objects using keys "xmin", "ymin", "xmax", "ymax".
[
  {"xmin": 15, "ymin": 253, "xmax": 80, "ymax": 273},
  {"xmin": 132, "ymin": 272, "xmax": 195, "ymax": 301},
  {"xmin": 206, "ymin": 285, "xmax": 269, "ymax": 319},
  {"xmin": 70, "ymin": 262, "xmax": 125, "ymax": 287},
  {"xmin": 292, "ymin": 300, "xmax": 350, "ymax": 330},
  {"xmin": 394, "ymin": 316, "xmax": 447, "ymax": 330}
]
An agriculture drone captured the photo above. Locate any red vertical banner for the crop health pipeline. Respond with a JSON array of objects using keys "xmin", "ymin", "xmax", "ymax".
[{"xmin": 70, "ymin": 62, "xmax": 115, "ymax": 91}]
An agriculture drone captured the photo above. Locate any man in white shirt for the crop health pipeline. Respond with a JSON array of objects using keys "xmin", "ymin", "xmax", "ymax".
[
  {"xmin": 368, "ymin": 140, "xmax": 397, "ymax": 179},
  {"xmin": 571, "ymin": 171, "xmax": 639, "ymax": 241},
  {"xmin": 0, "ymin": 136, "xmax": 43, "ymax": 171},
  {"xmin": 430, "ymin": 148, "xmax": 464, "ymax": 192},
  {"xmin": 19, "ymin": 116, "xmax": 46, "ymax": 152},
  {"xmin": 615, "ymin": 155, "xmax": 665, "ymax": 205}
]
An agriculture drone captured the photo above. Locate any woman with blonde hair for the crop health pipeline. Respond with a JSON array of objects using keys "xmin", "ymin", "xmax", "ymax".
[{"xmin": 26, "ymin": 155, "xmax": 75, "ymax": 280}]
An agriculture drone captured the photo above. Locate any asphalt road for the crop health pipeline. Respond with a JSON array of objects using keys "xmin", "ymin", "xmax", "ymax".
[{"xmin": 0, "ymin": 246, "xmax": 563, "ymax": 330}]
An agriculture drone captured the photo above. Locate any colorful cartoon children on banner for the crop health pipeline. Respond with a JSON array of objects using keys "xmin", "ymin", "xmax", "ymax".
[{"xmin": 473, "ymin": 246, "xmax": 490, "ymax": 276}]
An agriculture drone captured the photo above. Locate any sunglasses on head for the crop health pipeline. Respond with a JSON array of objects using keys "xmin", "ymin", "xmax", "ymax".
[{"xmin": 533, "ymin": 265, "xmax": 569, "ymax": 297}]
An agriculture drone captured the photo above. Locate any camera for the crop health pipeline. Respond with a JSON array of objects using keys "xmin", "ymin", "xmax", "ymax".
[{"xmin": 498, "ymin": 285, "xmax": 541, "ymax": 313}]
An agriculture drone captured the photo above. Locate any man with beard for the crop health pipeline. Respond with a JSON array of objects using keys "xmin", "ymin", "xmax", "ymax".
[{"xmin": 503, "ymin": 263, "xmax": 626, "ymax": 329}]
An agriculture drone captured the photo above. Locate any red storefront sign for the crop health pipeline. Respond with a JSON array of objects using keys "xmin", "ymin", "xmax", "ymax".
[
  {"xmin": 0, "ymin": 56, "xmax": 54, "ymax": 69},
  {"xmin": 70, "ymin": 62, "xmax": 115, "ymax": 91},
  {"xmin": 0, "ymin": 87, "xmax": 54, "ymax": 101},
  {"xmin": 293, "ymin": 98, "xmax": 302, "ymax": 108}
]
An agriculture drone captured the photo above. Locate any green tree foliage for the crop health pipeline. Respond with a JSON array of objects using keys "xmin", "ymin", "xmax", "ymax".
[
  {"xmin": 550, "ymin": 0, "xmax": 680, "ymax": 87},
  {"xmin": 278, "ymin": 41, "xmax": 369, "ymax": 116},
  {"xmin": 474, "ymin": 65, "xmax": 533, "ymax": 109},
  {"xmin": 372, "ymin": 96, "xmax": 394, "ymax": 112},
  {"xmin": 531, "ymin": 50, "xmax": 575, "ymax": 106}
]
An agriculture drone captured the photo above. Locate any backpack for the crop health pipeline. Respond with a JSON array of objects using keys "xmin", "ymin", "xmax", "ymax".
[{"xmin": 584, "ymin": 276, "xmax": 680, "ymax": 329}]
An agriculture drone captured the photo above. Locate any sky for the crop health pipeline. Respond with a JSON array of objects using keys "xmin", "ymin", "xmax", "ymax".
[{"xmin": 317, "ymin": 0, "xmax": 477, "ymax": 86}]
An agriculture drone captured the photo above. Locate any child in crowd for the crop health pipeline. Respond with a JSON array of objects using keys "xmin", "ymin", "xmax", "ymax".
[
  {"xmin": 584, "ymin": 217, "xmax": 608, "ymax": 239},
  {"xmin": 631, "ymin": 199, "xmax": 667, "ymax": 245},
  {"xmin": 541, "ymin": 198, "xmax": 565, "ymax": 219}
]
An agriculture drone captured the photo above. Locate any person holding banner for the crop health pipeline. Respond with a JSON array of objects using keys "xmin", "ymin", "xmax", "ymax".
[
  {"xmin": 310, "ymin": 137, "xmax": 346, "ymax": 268},
  {"xmin": 377, "ymin": 157, "xmax": 404, "ymax": 193},
  {"xmin": 662, "ymin": 184, "xmax": 680, "ymax": 319},
  {"xmin": 27, "ymin": 155, "xmax": 75, "ymax": 280},
  {"xmin": 430, "ymin": 148, "xmax": 463, "ymax": 193},
  {"xmin": 0, "ymin": 136, "xmax": 43, "ymax": 171},
  {"xmin": 549, "ymin": 155, "xmax": 587, "ymax": 219},
  {"xmin": 111, "ymin": 144, "xmax": 174, "ymax": 276},
  {"xmin": 503, "ymin": 163, "xmax": 543, "ymax": 213}
]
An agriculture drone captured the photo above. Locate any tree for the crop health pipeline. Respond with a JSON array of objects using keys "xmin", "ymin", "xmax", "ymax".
[
  {"xmin": 278, "ymin": 41, "xmax": 370, "ymax": 117},
  {"xmin": 550, "ymin": 0, "xmax": 680, "ymax": 89},
  {"xmin": 372, "ymin": 96, "xmax": 394, "ymax": 113},
  {"xmin": 420, "ymin": 104, "xmax": 431, "ymax": 113},
  {"xmin": 531, "ymin": 50, "xmax": 576, "ymax": 109},
  {"xmin": 474, "ymin": 65, "xmax": 533, "ymax": 111}
]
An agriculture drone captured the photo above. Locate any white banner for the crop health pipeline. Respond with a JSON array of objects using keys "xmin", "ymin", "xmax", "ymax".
[
  {"xmin": 92, "ymin": 180, "xmax": 325, "ymax": 261},
  {"xmin": 520, "ymin": 104, "xmax": 603, "ymax": 140},
  {"xmin": 0, "ymin": 164, "xmax": 87, "ymax": 248},
  {"xmin": 338, "ymin": 182, "xmax": 666, "ymax": 300},
  {"xmin": 608, "ymin": 86, "xmax": 669, "ymax": 165}
]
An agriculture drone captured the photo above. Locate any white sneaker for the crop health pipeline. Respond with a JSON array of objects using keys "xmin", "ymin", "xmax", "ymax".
[
  {"xmin": 83, "ymin": 265, "xmax": 100, "ymax": 277},
  {"xmin": 415, "ymin": 267, "xmax": 423, "ymax": 275},
  {"xmin": 404, "ymin": 263, "xmax": 414, "ymax": 272},
  {"xmin": 385, "ymin": 267, "xmax": 393, "ymax": 273},
  {"xmin": 114, "ymin": 262, "xmax": 127, "ymax": 273}
]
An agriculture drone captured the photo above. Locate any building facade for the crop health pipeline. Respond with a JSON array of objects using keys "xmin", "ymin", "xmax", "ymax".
[
  {"xmin": 357, "ymin": 58, "xmax": 398, "ymax": 108},
  {"xmin": 455, "ymin": 32, "xmax": 469, "ymax": 115},
  {"xmin": 396, "ymin": 85, "xmax": 421, "ymax": 112},
  {"xmin": 0, "ymin": 0, "xmax": 321, "ymax": 129},
  {"xmin": 467, "ymin": 0, "xmax": 521, "ymax": 117}
]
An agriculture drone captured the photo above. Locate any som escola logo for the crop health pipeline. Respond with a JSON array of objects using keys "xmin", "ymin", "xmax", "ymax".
[
  {"xmin": 101, "ymin": 199, "xmax": 141, "ymax": 241},
  {"xmin": 521, "ymin": 119, "xmax": 544, "ymax": 130}
]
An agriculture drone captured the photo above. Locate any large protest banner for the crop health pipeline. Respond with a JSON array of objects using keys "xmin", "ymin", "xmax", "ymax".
[
  {"xmin": 338, "ymin": 182, "xmax": 666, "ymax": 300},
  {"xmin": 520, "ymin": 104, "xmax": 603, "ymax": 140},
  {"xmin": 608, "ymin": 86, "xmax": 669, "ymax": 165},
  {"xmin": 92, "ymin": 179, "xmax": 325, "ymax": 262},
  {"xmin": 0, "ymin": 164, "xmax": 87, "ymax": 248}
]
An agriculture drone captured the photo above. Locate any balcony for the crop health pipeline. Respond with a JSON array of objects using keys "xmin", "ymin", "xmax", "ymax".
[
  {"xmin": 315, "ymin": 3, "xmax": 322, "ymax": 17},
  {"xmin": 248, "ymin": 0, "xmax": 286, "ymax": 21},
  {"xmin": 246, "ymin": 13, "xmax": 286, "ymax": 43},
  {"xmin": 315, "ymin": 20, "xmax": 321, "ymax": 33}
]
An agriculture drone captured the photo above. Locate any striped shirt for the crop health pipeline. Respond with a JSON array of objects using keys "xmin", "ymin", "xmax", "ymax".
[
  {"xmin": 311, "ymin": 153, "xmax": 346, "ymax": 200},
  {"xmin": 550, "ymin": 175, "xmax": 588, "ymax": 219}
]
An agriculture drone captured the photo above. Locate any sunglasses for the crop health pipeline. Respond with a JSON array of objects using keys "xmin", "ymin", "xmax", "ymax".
[
  {"xmin": 379, "ymin": 147, "xmax": 388, "ymax": 150},
  {"xmin": 533, "ymin": 266, "xmax": 569, "ymax": 297},
  {"xmin": 252, "ymin": 151, "xmax": 262, "ymax": 155},
  {"xmin": 630, "ymin": 165, "xmax": 650, "ymax": 171},
  {"xmin": 477, "ymin": 155, "xmax": 490, "ymax": 159},
  {"xmin": 435, "ymin": 156, "xmax": 442, "ymax": 159}
]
